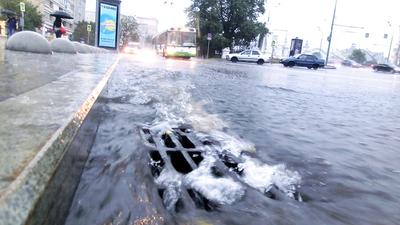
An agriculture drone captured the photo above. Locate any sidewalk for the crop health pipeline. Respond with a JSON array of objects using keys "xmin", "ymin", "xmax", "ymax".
[{"xmin": 0, "ymin": 49, "xmax": 119, "ymax": 225}]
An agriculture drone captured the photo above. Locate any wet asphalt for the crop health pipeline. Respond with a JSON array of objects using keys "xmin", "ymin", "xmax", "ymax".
[{"xmin": 64, "ymin": 53, "xmax": 400, "ymax": 225}]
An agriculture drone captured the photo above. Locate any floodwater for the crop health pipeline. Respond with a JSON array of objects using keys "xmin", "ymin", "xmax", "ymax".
[{"xmin": 64, "ymin": 54, "xmax": 400, "ymax": 225}]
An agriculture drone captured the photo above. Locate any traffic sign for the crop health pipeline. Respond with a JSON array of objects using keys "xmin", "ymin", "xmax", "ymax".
[
  {"xmin": 87, "ymin": 24, "xmax": 92, "ymax": 32},
  {"xmin": 207, "ymin": 33, "xmax": 212, "ymax": 41},
  {"xmin": 20, "ymin": 2, "xmax": 25, "ymax": 12}
]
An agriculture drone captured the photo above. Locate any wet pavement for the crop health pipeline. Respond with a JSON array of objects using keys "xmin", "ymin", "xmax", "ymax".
[
  {"xmin": 64, "ymin": 54, "xmax": 400, "ymax": 225},
  {"xmin": 0, "ymin": 50, "xmax": 117, "ymax": 197}
]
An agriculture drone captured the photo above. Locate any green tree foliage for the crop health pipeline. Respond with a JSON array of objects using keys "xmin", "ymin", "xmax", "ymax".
[
  {"xmin": 349, "ymin": 49, "xmax": 366, "ymax": 64},
  {"xmin": 120, "ymin": 15, "xmax": 139, "ymax": 47},
  {"xmin": 72, "ymin": 21, "xmax": 95, "ymax": 45},
  {"xmin": 186, "ymin": 0, "xmax": 268, "ymax": 56},
  {"xmin": 0, "ymin": 0, "xmax": 42, "ymax": 31}
]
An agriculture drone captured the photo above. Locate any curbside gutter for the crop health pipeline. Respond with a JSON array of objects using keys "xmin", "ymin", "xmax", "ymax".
[{"xmin": 0, "ymin": 55, "xmax": 121, "ymax": 225}]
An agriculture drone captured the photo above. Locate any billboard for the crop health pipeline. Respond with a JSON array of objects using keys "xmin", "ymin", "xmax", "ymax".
[{"xmin": 98, "ymin": 2, "xmax": 118, "ymax": 48}]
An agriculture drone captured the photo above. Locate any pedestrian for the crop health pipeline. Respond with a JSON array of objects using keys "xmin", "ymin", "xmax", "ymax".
[
  {"xmin": 0, "ymin": 24, "xmax": 2, "ymax": 35},
  {"xmin": 6, "ymin": 16, "xmax": 17, "ymax": 38},
  {"xmin": 53, "ymin": 17, "xmax": 62, "ymax": 38}
]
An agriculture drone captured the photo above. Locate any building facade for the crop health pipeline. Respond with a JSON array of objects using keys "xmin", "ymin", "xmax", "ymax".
[{"xmin": 29, "ymin": 0, "xmax": 86, "ymax": 38}]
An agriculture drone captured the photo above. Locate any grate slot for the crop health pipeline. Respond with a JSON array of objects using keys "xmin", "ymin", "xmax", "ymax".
[
  {"xmin": 174, "ymin": 132, "xmax": 196, "ymax": 149},
  {"xmin": 161, "ymin": 132, "xmax": 176, "ymax": 148},
  {"xmin": 167, "ymin": 151, "xmax": 193, "ymax": 174},
  {"xmin": 149, "ymin": 151, "xmax": 165, "ymax": 177},
  {"xmin": 220, "ymin": 154, "xmax": 244, "ymax": 175},
  {"xmin": 187, "ymin": 189, "xmax": 218, "ymax": 211},
  {"xmin": 187, "ymin": 151, "xmax": 204, "ymax": 166}
]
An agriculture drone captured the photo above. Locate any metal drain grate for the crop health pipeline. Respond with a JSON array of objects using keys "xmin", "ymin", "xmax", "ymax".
[{"xmin": 141, "ymin": 125, "xmax": 306, "ymax": 213}]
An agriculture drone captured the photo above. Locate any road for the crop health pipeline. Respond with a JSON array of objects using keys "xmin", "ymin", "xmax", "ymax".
[{"xmin": 64, "ymin": 53, "xmax": 400, "ymax": 225}]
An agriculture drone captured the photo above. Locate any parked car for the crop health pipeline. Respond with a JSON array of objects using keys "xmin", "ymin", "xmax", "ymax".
[
  {"xmin": 226, "ymin": 50, "xmax": 268, "ymax": 65},
  {"xmin": 280, "ymin": 54, "xmax": 325, "ymax": 69},
  {"xmin": 341, "ymin": 59, "xmax": 362, "ymax": 68},
  {"xmin": 372, "ymin": 64, "xmax": 400, "ymax": 73}
]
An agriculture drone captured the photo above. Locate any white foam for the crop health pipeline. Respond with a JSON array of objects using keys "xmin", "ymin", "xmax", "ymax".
[
  {"xmin": 209, "ymin": 131, "xmax": 256, "ymax": 157},
  {"xmin": 238, "ymin": 155, "xmax": 301, "ymax": 198},
  {"xmin": 184, "ymin": 155, "xmax": 245, "ymax": 205},
  {"xmin": 155, "ymin": 169, "xmax": 183, "ymax": 211}
]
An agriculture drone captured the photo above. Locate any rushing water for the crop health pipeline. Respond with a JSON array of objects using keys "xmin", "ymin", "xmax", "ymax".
[{"xmin": 64, "ymin": 55, "xmax": 400, "ymax": 225}]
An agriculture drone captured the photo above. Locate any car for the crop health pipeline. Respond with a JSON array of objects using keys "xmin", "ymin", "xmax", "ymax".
[
  {"xmin": 372, "ymin": 64, "xmax": 400, "ymax": 73},
  {"xmin": 123, "ymin": 42, "xmax": 141, "ymax": 54},
  {"xmin": 341, "ymin": 59, "xmax": 362, "ymax": 68},
  {"xmin": 226, "ymin": 50, "xmax": 268, "ymax": 65},
  {"xmin": 280, "ymin": 54, "xmax": 325, "ymax": 69}
]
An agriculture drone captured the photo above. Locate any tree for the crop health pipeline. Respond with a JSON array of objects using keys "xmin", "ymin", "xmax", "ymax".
[
  {"xmin": 186, "ymin": 0, "xmax": 268, "ymax": 56},
  {"xmin": 72, "ymin": 21, "xmax": 95, "ymax": 45},
  {"xmin": 349, "ymin": 49, "xmax": 366, "ymax": 64},
  {"xmin": 120, "ymin": 15, "xmax": 139, "ymax": 47},
  {"xmin": 0, "ymin": 0, "xmax": 42, "ymax": 31}
]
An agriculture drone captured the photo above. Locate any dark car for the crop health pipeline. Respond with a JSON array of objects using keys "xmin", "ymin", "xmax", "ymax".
[
  {"xmin": 372, "ymin": 64, "xmax": 400, "ymax": 73},
  {"xmin": 280, "ymin": 54, "xmax": 325, "ymax": 69},
  {"xmin": 341, "ymin": 59, "xmax": 362, "ymax": 68}
]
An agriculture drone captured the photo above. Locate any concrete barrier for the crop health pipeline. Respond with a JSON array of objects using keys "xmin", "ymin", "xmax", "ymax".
[
  {"xmin": 50, "ymin": 39, "xmax": 77, "ymax": 54},
  {"xmin": 6, "ymin": 31, "xmax": 52, "ymax": 54},
  {"xmin": 72, "ymin": 42, "xmax": 87, "ymax": 54}
]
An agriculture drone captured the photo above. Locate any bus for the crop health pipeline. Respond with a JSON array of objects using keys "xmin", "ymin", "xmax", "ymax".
[{"xmin": 153, "ymin": 27, "xmax": 197, "ymax": 58}]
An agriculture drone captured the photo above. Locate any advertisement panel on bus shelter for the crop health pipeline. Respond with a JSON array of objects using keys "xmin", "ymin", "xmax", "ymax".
[{"xmin": 98, "ymin": 2, "xmax": 118, "ymax": 48}]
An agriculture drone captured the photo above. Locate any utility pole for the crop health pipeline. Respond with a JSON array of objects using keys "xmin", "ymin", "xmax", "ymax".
[
  {"xmin": 193, "ymin": 7, "xmax": 201, "ymax": 57},
  {"xmin": 325, "ymin": 0, "xmax": 338, "ymax": 66},
  {"xmin": 19, "ymin": 2, "xmax": 25, "ymax": 31},
  {"xmin": 387, "ymin": 21, "xmax": 394, "ymax": 63},
  {"xmin": 206, "ymin": 33, "xmax": 211, "ymax": 59}
]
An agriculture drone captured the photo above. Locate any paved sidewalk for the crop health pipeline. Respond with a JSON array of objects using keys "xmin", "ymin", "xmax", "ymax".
[{"xmin": 0, "ymin": 49, "xmax": 119, "ymax": 225}]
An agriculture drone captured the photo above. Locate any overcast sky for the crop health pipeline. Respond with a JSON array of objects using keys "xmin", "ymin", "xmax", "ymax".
[{"xmin": 86, "ymin": 0, "xmax": 400, "ymax": 51}]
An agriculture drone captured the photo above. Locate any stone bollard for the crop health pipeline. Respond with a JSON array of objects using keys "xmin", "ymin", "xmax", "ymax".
[
  {"xmin": 72, "ymin": 42, "xmax": 88, "ymax": 54},
  {"xmin": 50, "ymin": 38, "xmax": 77, "ymax": 54},
  {"xmin": 6, "ymin": 31, "xmax": 52, "ymax": 54}
]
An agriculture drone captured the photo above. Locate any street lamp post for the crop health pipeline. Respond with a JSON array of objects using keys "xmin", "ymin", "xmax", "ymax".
[
  {"xmin": 325, "ymin": 0, "xmax": 338, "ymax": 66},
  {"xmin": 193, "ymin": 7, "xmax": 201, "ymax": 57},
  {"xmin": 387, "ymin": 21, "xmax": 394, "ymax": 63}
]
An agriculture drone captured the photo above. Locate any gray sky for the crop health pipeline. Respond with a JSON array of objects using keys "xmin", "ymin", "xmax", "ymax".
[{"xmin": 87, "ymin": 0, "xmax": 400, "ymax": 51}]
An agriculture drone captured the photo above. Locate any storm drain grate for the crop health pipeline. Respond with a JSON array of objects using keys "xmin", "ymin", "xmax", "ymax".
[{"xmin": 140, "ymin": 125, "xmax": 306, "ymax": 213}]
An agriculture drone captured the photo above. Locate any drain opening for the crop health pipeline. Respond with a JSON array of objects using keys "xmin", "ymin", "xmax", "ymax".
[
  {"xmin": 220, "ymin": 154, "xmax": 244, "ymax": 175},
  {"xmin": 174, "ymin": 132, "xmax": 196, "ymax": 149},
  {"xmin": 173, "ymin": 125, "xmax": 192, "ymax": 133},
  {"xmin": 210, "ymin": 166, "xmax": 224, "ymax": 178},
  {"xmin": 142, "ymin": 128, "xmax": 155, "ymax": 144},
  {"xmin": 167, "ymin": 151, "xmax": 193, "ymax": 174},
  {"xmin": 187, "ymin": 151, "xmax": 204, "ymax": 166},
  {"xmin": 162, "ymin": 132, "xmax": 176, "ymax": 148},
  {"xmin": 158, "ymin": 188, "xmax": 165, "ymax": 199},
  {"xmin": 149, "ymin": 151, "xmax": 165, "ymax": 177},
  {"xmin": 187, "ymin": 189, "xmax": 218, "ymax": 211}
]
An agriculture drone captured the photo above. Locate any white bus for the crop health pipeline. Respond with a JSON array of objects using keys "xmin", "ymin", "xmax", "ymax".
[{"xmin": 153, "ymin": 27, "xmax": 197, "ymax": 58}]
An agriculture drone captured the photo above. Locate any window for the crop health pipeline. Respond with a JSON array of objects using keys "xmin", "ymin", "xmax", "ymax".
[
  {"xmin": 252, "ymin": 51, "xmax": 260, "ymax": 55},
  {"xmin": 241, "ymin": 51, "xmax": 250, "ymax": 55},
  {"xmin": 306, "ymin": 55, "xmax": 316, "ymax": 61},
  {"xmin": 298, "ymin": 55, "xmax": 307, "ymax": 60}
]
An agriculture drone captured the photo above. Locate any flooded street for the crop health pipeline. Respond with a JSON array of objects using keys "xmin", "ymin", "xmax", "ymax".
[{"xmin": 64, "ymin": 54, "xmax": 400, "ymax": 225}]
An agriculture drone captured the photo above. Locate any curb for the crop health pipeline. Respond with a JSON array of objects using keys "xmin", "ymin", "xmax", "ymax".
[{"xmin": 0, "ymin": 55, "xmax": 121, "ymax": 225}]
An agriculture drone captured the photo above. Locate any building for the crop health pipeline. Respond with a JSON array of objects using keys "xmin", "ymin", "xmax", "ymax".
[
  {"xmin": 85, "ymin": 10, "xmax": 95, "ymax": 22},
  {"xmin": 29, "ymin": 0, "xmax": 86, "ymax": 38}
]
